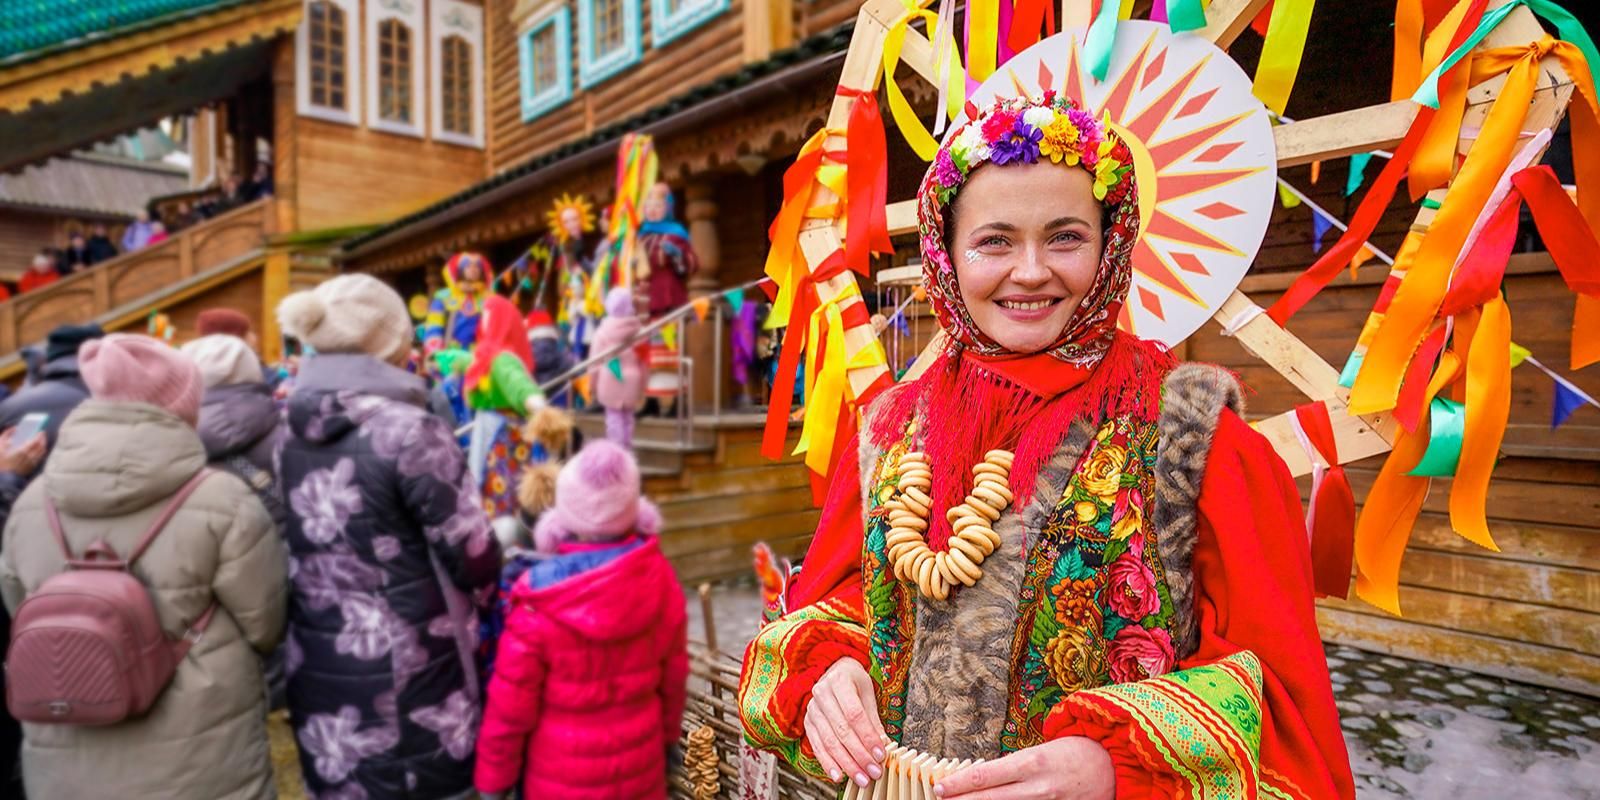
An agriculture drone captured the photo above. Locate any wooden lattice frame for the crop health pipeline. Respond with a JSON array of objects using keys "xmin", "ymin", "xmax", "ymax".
[{"xmin": 802, "ymin": 0, "xmax": 1575, "ymax": 476}]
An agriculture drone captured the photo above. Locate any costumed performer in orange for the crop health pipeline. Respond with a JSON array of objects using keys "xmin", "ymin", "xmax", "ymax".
[{"xmin": 738, "ymin": 93, "xmax": 1354, "ymax": 799}]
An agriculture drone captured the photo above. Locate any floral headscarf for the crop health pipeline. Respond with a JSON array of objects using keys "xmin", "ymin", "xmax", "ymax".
[{"xmin": 918, "ymin": 93, "xmax": 1139, "ymax": 366}]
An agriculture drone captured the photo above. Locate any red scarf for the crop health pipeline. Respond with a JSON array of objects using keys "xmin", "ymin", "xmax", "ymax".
[
  {"xmin": 466, "ymin": 295, "xmax": 536, "ymax": 392},
  {"xmin": 871, "ymin": 331, "xmax": 1174, "ymax": 550}
]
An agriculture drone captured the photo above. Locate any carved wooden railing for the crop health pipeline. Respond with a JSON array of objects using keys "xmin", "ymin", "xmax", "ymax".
[{"xmin": 0, "ymin": 199, "xmax": 274, "ymax": 355}]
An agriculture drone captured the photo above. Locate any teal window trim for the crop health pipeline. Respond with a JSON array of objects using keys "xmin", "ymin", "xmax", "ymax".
[
  {"xmin": 577, "ymin": 0, "xmax": 641, "ymax": 89},
  {"xmin": 650, "ymin": 0, "xmax": 728, "ymax": 48},
  {"xmin": 519, "ymin": 8, "xmax": 572, "ymax": 123}
]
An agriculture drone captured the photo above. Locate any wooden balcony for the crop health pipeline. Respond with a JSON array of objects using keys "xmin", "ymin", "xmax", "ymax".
[{"xmin": 0, "ymin": 199, "xmax": 275, "ymax": 357}]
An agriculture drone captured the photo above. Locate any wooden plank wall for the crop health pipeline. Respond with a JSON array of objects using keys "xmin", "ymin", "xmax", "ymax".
[
  {"xmin": 291, "ymin": 118, "xmax": 490, "ymax": 230},
  {"xmin": 486, "ymin": 0, "xmax": 866, "ymax": 174}
]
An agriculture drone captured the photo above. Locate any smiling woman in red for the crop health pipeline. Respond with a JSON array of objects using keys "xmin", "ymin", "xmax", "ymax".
[{"xmin": 738, "ymin": 94, "xmax": 1354, "ymax": 800}]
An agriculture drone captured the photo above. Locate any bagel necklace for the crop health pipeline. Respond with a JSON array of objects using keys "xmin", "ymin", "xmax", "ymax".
[{"xmin": 883, "ymin": 443, "xmax": 1015, "ymax": 601}]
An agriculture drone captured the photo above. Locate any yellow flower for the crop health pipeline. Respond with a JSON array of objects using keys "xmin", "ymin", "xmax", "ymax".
[
  {"xmin": 1092, "ymin": 139, "xmax": 1123, "ymax": 201},
  {"xmin": 1079, "ymin": 444, "xmax": 1127, "ymax": 500},
  {"xmin": 1073, "ymin": 501, "xmax": 1099, "ymax": 524},
  {"xmin": 1111, "ymin": 502, "xmax": 1143, "ymax": 541},
  {"xmin": 1045, "ymin": 627, "xmax": 1107, "ymax": 693},
  {"xmin": 1039, "ymin": 116, "xmax": 1082, "ymax": 165}
]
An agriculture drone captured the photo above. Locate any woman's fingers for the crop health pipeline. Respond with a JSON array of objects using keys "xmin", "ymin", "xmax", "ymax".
[
  {"xmin": 834, "ymin": 672, "xmax": 887, "ymax": 762},
  {"xmin": 802, "ymin": 702, "xmax": 847, "ymax": 783},
  {"xmin": 808, "ymin": 686, "xmax": 881, "ymax": 785},
  {"xmin": 934, "ymin": 753, "xmax": 1027, "ymax": 797},
  {"xmin": 844, "ymin": 665, "xmax": 889, "ymax": 752}
]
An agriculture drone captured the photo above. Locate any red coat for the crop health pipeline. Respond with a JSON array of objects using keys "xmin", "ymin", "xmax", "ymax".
[{"xmin": 475, "ymin": 537, "xmax": 689, "ymax": 798}]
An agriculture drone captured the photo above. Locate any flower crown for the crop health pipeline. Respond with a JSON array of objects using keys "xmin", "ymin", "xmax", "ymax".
[{"xmin": 930, "ymin": 93, "xmax": 1135, "ymax": 209}]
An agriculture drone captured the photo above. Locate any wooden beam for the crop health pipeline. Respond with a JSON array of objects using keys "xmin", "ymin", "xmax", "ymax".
[
  {"xmin": 1275, "ymin": 100, "xmax": 1418, "ymax": 167},
  {"xmin": 1197, "ymin": 0, "xmax": 1273, "ymax": 49},
  {"xmin": 887, "ymin": 199, "xmax": 917, "ymax": 236}
]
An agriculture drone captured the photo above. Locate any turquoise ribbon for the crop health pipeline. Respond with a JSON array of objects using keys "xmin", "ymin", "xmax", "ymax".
[
  {"xmin": 1408, "ymin": 397, "xmax": 1467, "ymax": 477},
  {"xmin": 1338, "ymin": 350, "xmax": 1364, "ymax": 389},
  {"xmin": 1413, "ymin": 0, "xmax": 1600, "ymax": 109},
  {"xmin": 1166, "ymin": 0, "xmax": 1207, "ymax": 33},
  {"xmin": 1084, "ymin": 0, "xmax": 1123, "ymax": 81}
]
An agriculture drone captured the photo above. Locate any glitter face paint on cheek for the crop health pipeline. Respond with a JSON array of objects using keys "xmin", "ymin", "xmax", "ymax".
[{"xmin": 963, "ymin": 249, "xmax": 984, "ymax": 265}]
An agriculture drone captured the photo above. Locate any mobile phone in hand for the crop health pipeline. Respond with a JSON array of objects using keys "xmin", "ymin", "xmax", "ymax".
[{"xmin": 10, "ymin": 412, "xmax": 48, "ymax": 450}]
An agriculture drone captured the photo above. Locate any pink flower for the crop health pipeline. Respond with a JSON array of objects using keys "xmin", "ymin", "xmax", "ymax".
[
  {"xmin": 1108, "ymin": 625, "xmax": 1175, "ymax": 683},
  {"xmin": 1106, "ymin": 543, "xmax": 1160, "ymax": 620},
  {"xmin": 981, "ymin": 109, "xmax": 1018, "ymax": 142}
]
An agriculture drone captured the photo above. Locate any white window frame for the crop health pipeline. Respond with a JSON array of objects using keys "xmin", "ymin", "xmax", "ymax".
[
  {"xmin": 295, "ymin": 0, "xmax": 360, "ymax": 125},
  {"xmin": 430, "ymin": 0, "xmax": 484, "ymax": 147},
  {"xmin": 650, "ymin": 0, "xmax": 727, "ymax": 48},
  {"xmin": 365, "ymin": 0, "xmax": 425, "ymax": 137},
  {"xmin": 519, "ymin": 7, "xmax": 573, "ymax": 122},
  {"xmin": 577, "ymin": 0, "xmax": 641, "ymax": 89}
]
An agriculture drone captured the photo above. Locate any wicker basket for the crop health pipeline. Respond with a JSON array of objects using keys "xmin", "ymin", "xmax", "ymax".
[{"xmin": 671, "ymin": 641, "xmax": 840, "ymax": 800}]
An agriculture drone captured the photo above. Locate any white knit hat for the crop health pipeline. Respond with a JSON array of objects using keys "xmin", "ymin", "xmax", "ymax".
[
  {"xmin": 181, "ymin": 334, "xmax": 262, "ymax": 388},
  {"xmin": 277, "ymin": 274, "xmax": 413, "ymax": 363}
]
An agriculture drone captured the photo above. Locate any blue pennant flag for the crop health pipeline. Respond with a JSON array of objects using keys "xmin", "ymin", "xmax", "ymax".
[
  {"xmin": 1346, "ymin": 153, "xmax": 1374, "ymax": 197},
  {"xmin": 1553, "ymin": 380, "xmax": 1588, "ymax": 429},
  {"xmin": 1311, "ymin": 208, "xmax": 1334, "ymax": 253},
  {"xmin": 891, "ymin": 310, "xmax": 910, "ymax": 338}
]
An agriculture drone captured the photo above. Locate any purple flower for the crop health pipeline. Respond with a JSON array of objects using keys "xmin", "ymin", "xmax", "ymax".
[
  {"xmin": 990, "ymin": 118, "xmax": 1042, "ymax": 166},
  {"xmin": 933, "ymin": 149, "xmax": 961, "ymax": 189}
]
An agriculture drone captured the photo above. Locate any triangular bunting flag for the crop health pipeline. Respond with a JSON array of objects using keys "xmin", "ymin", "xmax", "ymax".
[
  {"xmin": 691, "ymin": 297, "xmax": 711, "ymax": 322},
  {"xmin": 662, "ymin": 323, "xmax": 677, "ymax": 351},
  {"xmin": 1311, "ymin": 208, "xmax": 1334, "ymax": 253},
  {"xmin": 1509, "ymin": 341, "xmax": 1531, "ymax": 368},
  {"xmin": 1349, "ymin": 244, "xmax": 1375, "ymax": 275},
  {"xmin": 1310, "ymin": 160, "xmax": 1321, "ymax": 184},
  {"xmin": 1553, "ymin": 381, "xmax": 1586, "ymax": 429},
  {"xmin": 1346, "ymin": 153, "xmax": 1374, "ymax": 197},
  {"xmin": 1278, "ymin": 182, "xmax": 1302, "ymax": 208},
  {"xmin": 892, "ymin": 310, "xmax": 910, "ymax": 338},
  {"xmin": 607, "ymin": 358, "xmax": 624, "ymax": 381},
  {"xmin": 724, "ymin": 288, "xmax": 745, "ymax": 314}
]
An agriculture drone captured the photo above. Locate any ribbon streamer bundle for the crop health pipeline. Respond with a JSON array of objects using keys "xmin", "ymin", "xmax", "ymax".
[
  {"xmin": 589, "ymin": 133, "xmax": 659, "ymax": 313},
  {"xmin": 839, "ymin": 742, "xmax": 981, "ymax": 800}
]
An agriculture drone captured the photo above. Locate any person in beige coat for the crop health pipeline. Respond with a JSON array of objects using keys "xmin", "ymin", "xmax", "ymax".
[{"xmin": 0, "ymin": 334, "xmax": 287, "ymax": 800}]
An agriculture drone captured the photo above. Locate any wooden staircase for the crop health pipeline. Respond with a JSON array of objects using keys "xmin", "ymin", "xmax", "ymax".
[{"xmin": 572, "ymin": 413, "xmax": 819, "ymax": 584}]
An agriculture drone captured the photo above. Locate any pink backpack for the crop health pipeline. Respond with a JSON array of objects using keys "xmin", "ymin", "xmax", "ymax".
[{"xmin": 5, "ymin": 470, "xmax": 217, "ymax": 725}]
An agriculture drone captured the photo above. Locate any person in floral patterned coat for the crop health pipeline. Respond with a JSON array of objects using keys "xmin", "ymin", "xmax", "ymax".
[
  {"xmin": 739, "ymin": 95, "xmax": 1353, "ymax": 800},
  {"xmin": 277, "ymin": 274, "xmax": 502, "ymax": 799}
]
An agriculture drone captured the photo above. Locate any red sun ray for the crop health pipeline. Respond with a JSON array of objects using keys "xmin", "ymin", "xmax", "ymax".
[
  {"xmin": 1131, "ymin": 238, "xmax": 1205, "ymax": 304},
  {"xmin": 1170, "ymin": 251, "xmax": 1212, "ymax": 276},
  {"xmin": 1140, "ymin": 48, "xmax": 1168, "ymax": 90},
  {"xmin": 1038, "ymin": 59, "xmax": 1055, "ymax": 96},
  {"xmin": 1096, "ymin": 32, "xmax": 1159, "ymax": 121},
  {"xmin": 1196, "ymin": 140, "xmax": 1244, "ymax": 163},
  {"xmin": 1137, "ymin": 287, "xmax": 1166, "ymax": 319},
  {"xmin": 1124, "ymin": 56, "xmax": 1213, "ymax": 142},
  {"xmin": 1194, "ymin": 201, "xmax": 1245, "ymax": 221},
  {"xmin": 1157, "ymin": 167, "xmax": 1264, "ymax": 202},
  {"xmin": 1063, "ymin": 40, "xmax": 1084, "ymax": 104},
  {"xmin": 1117, "ymin": 303, "xmax": 1136, "ymax": 333},
  {"xmin": 1144, "ymin": 208, "xmax": 1245, "ymax": 255},
  {"xmin": 1176, "ymin": 87, "xmax": 1217, "ymax": 118},
  {"xmin": 1147, "ymin": 112, "xmax": 1253, "ymax": 165}
]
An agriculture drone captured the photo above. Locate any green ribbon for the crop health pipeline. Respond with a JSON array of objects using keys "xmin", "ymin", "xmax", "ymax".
[
  {"xmin": 1338, "ymin": 350, "xmax": 1364, "ymax": 389},
  {"xmin": 1408, "ymin": 397, "xmax": 1467, "ymax": 477},
  {"xmin": 1413, "ymin": 0, "xmax": 1600, "ymax": 109},
  {"xmin": 607, "ymin": 358, "xmax": 624, "ymax": 381},
  {"xmin": 1084, "ymin": 0, "xmax": 1123, "ymax": 81},
  {"xmin": 1421, "ymin": 197, "xmax": 1443, "ymax": 210},
  {"xmin": 1166, "ymin": 0, "xmax": 1207, "ymax": 33}
]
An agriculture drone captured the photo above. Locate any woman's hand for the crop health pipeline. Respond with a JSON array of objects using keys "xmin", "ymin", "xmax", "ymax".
[
  {"xmin": 803, "ymin": 657, "xmax": 887, "ymax": 787},
  {"xmin": 0, "ymin": 428, "xmax": 46, "ymax": 477},
  {"xmin": 934, "ymin": 736, "xmax": 1114, "ymax": 800}
]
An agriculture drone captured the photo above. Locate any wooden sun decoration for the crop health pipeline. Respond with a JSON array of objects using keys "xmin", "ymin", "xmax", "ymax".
[
  {"xmin": 806, "ymin": 0, "xmax": 1575, "ymax": 477},
  {"xmin": 839, "ymin": 741, "xmax": 982, "ymax": 800}
]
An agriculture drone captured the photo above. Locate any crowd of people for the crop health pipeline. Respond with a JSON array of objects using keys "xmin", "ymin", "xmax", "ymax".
[
  {"xmin": 0, "ymin": 273, "xmax": 689, "ymax": 799},
  {"xmin": 6, "ymin": 166, "xmax": 274, "ymax": 301}
]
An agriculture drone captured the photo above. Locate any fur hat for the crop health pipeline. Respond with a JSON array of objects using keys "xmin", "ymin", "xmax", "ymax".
[
  {"xmin": 80, "ymin": 334, "xmax": 203, "ymax": 426},
  {"xmin": 181, "ymin": 334, "xmax": 263, "ymax": 388},
  {"xmin": 195, "ymin": 308, "xmax": 252, "ymax": 338},
  {"xmin": 531, "ymin": 440, "xmax": 661, "ymax": 552},
  {"xmin": 45, "ymin": 323, "xmax": 104, "ymax": 363},
  {"xmin": 277, "ymin": 274, "xmax": 413, "ymax": 364}
]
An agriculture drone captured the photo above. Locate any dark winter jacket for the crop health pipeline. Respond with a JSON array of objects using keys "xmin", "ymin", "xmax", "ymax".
[
  {"xmin": 279, "ymin": 354, "xmax": 501, "ymax": 799},
  {"xmin": 530, "ymin": 336, "xmax": 575, "ymax": 387},
  {"xmin": 198, "ymin": 382, "xmax": 283, "ymax": 494},
  {"xmin": 0, "ymin": 355, "xmax": 92, "ymax": 448}
]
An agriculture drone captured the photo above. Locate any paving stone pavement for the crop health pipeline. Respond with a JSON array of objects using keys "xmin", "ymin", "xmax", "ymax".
[{"xmin": 688, "ymin": 583, "xmax": 1600, "ymax": 799}]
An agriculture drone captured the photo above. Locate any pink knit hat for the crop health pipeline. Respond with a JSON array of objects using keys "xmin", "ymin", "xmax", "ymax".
[
  {"xmin": 533, "ymin": 440, "xmax": 661, "ymax": 551},
  {"xmin": 79, "ymin": 333, "xmax": 204, "ymax": 427}
]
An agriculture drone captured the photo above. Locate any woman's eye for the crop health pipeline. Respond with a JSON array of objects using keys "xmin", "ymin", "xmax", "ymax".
[
  {"xmin": 977, "ymin": 235, "xmax": 1009, "ymax": 248},
  {"xmin": 1050, "ymin": 231, "xmax": 1085, "ymax": 246}
]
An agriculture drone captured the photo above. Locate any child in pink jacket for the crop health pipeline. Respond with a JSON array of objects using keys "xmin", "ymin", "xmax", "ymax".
[{"xmin": 475, "ymin": 440, "xmax": 689, "ymax": 800}]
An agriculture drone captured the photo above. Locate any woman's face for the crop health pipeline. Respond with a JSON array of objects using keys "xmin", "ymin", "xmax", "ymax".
[
  {"xmin": 461, "ymin": 261, "xmax": 483, "ymax": 283},
  {"xmin": 950, "ymin": 161, "xmax": 1103, "ymax": 355}
]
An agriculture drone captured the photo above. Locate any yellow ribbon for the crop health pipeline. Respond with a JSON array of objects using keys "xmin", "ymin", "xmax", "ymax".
[
  {"xmin": 793, "ymin": 286, "xmax": 887, "ymax": 474},
  {"xmin": 968, "ymin": 0, "xmax": 998, "ymax": 82},
  {"xmin": 884, "ymin": 1, "xmax": 967, "ymax": 161},
  {"xmin": 1448, "ymin": 295, "xmax": 1509, "ymax": 551},
  {"xmin": 1349, "ymin": 38, "xmax": 1551, "ymax": 416},
  {"xmin": 1251, "ymin": 0, "xmax": 1316, "ymax": 115}
]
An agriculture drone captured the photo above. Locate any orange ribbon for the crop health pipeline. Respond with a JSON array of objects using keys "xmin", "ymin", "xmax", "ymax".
[
  {"xmin": 1349, "ymin": 36, "xmax": 1561, "ymax": 416},
  {"xmin": 1448, "ymin": 295, "xmax": 1510, "ymax": 552}
]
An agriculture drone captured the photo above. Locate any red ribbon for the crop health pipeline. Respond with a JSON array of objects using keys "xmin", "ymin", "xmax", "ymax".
[
  {"xmin": 762, "ymin": 275, "xmax": 818, "ymax": 461},
  {"xmin": 839, "ymin": 88, "xmax": 894, "ymax": 277},
  {"xmin": 1440, "ymin": 191, "xmax": 1520, "ymax": 316},
  {"xmin": 1294, "ymin": 401, "xmax": 1357, "ymax": 599},
  {"xmin": 1514, "ymin": 165, "xmax": 1600, "ymax": 296},
  {"xmin": 1008, "ymin": 0, "xmax": 1054, "ymax": 53},
  {"xmin": 1392, "ymin": 324, "xmax": 1448, "ymax": 433}
]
